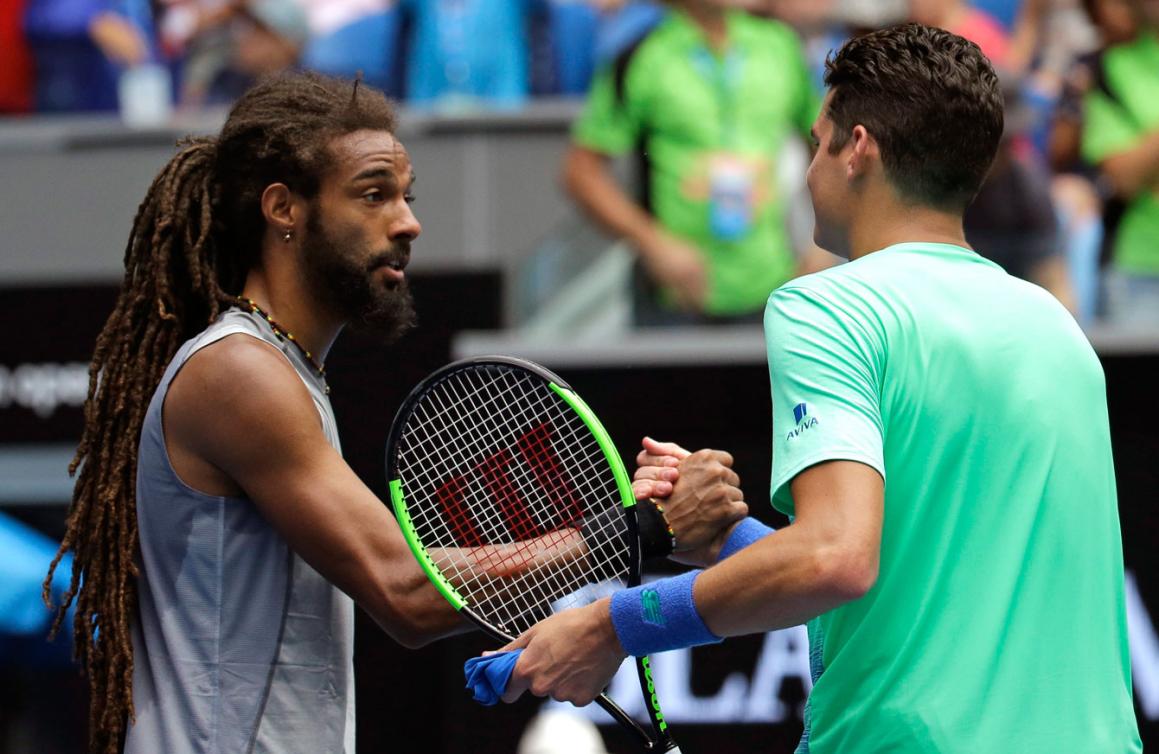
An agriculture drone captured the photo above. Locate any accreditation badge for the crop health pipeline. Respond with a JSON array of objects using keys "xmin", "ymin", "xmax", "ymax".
[{"xmin": 708, "ymin": 154, "xmax": 757, "ymax": 241}]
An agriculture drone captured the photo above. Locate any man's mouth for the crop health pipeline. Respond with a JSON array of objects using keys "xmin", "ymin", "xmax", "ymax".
[{"xmin": 370, "ymin": 250, "xmax": 409, "ymax": 283}]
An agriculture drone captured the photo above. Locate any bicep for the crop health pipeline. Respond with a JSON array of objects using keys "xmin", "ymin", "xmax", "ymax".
[
  {"xmin": 791, "ymin": 460, "xmax": 883, "ymax": 555},
  {"xmin": 234, "ymin": 440, "xmax": 411, "ymax": 601},
  {"xmin": 171, "ymin": 340, "xmax": 414, "ymax": 605}
]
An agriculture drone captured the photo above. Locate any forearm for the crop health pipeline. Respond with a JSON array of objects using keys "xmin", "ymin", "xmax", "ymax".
[
  {"xmin": 610, "ymin": 520, "xmax": 873, "ymax": 657},
  {"xmin": 1102, "ymin": 130, "xmax": 1159, "ymax": 197},
  {"xmin": 694, "ymin": 524, "xmax": 870, "ymax": 638},
  {"xmin": 341, "ymin": 545, "xmax": 471, "ymax": 648},
  {"xmin": 364, "ymin": 528, "xmax": 595, "ymax": 647},
  {"xmin": 562, "ymin": 147, "xmax": 664, "ymax": 259}
]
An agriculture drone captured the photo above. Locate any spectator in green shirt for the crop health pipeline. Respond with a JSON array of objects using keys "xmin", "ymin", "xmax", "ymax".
[
  {"xmin": 1081, "ymin": 0, "xmax": 1159, "ymax": 324},
  {"xmin": 562, "ymin": 0, "xmax": 824, "ymax": 326}
]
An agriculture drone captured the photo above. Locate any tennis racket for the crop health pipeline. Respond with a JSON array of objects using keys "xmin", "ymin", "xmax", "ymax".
[{"xmin": 386, "ymin": 355, "xmax": 681, "ymax": 752}]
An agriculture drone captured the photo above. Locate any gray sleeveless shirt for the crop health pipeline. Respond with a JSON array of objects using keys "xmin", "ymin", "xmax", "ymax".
[{"xmin": 125, "ymin": 309, "xmax": 356, "ymax": 754}]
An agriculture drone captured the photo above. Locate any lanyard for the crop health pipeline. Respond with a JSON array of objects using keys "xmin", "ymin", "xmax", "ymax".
[{"xmin": 693, "ymin": 47, "xmax": 742, "ymax": 147}]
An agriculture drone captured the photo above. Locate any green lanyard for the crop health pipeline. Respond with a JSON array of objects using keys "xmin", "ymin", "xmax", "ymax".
[{"xmin": 694, "ymin": 46, "xmax": 742, "ymax": 148}]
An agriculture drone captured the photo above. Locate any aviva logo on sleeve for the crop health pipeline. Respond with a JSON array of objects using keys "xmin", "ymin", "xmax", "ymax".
[{"xmin": 787, "ymin": 402, "xmax": 819, "ymax": 441}]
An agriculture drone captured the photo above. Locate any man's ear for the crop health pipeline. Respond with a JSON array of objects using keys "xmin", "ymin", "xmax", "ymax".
[
  {"xmin": 260, "ymin": 183, "xmax": 302, "ymax": 237},
  {"xmin": 846, "ymin": 125, "xmax": 879, "ymax": 181}
]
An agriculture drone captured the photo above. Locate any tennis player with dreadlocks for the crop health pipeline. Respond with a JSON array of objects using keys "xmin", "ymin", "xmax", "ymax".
[{"xmin": 41, "ymin": 73, "xmax": 748, "ymax": 754}]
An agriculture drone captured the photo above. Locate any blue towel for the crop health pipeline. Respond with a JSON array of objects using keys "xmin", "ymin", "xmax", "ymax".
[{"xmin": 464, "ymin": 649, "xmax": 523, "ymax": 706}]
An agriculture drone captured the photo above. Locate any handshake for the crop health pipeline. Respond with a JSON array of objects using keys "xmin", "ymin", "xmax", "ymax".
[{"xmin": 629, "ymin": 437, "xmax": 749, "ymax": 568}]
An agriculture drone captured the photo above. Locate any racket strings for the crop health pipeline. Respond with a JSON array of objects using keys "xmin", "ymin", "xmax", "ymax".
[
  {"xmin": 395, "ymin": 365, "xmax": 632, "ymax": 636},
  {"xmin": 407, "ymin": 370, "xmax": 625, "ymax": 572}
]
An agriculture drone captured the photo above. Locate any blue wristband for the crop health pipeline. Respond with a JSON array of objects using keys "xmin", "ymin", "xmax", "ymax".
[
  {"xmin": 717, "ymin": 517, "xmax": 775, "ymax": 562},
  {"xmin": 609, "ymin": 570, "xmax": 722, "ymax": 657}
]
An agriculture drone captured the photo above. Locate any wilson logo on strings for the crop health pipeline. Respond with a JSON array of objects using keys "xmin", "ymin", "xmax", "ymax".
[{"xmin": 432, "ymin": 420, "xmax": 582, "ymax": 546}]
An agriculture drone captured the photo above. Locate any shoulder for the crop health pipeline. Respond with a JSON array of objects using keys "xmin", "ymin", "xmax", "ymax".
[
  {"xmin": 766, "ymin": 271, "xmax": 852, "ymax": 333},
  {"xmin": 591, "ymin": 17, "xmax": 669, "ymax": 110},
  {"xmin": 769, "ymin": 262, "xmax": 870, "ymax": 310},
  {"xmin": 175, "ymin": 332, "xmax": 305, "ymax": 400},
  {"xmin": 766, "ymin": 265, "xmax": 890, "ymax": 349},
  {"xmin": 614, "ymin": 15, "xmax": 674, "ymax": 76},
  {"xmin": 165, "ymin": 333, "xmax": 319, "ymax": 456},
  {"xmin": 1097, "ymin": 35, "xmax": 1155, "ymax": 90}
]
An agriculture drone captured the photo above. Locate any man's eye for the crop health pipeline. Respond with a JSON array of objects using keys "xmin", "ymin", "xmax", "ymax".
[
  {"xmin": 362, "ymin": 190, "xmax": 383, "ymax": 202},
  {"xmin": 404, "ymin": 193, "xmax": 416, "ymax": 205}
]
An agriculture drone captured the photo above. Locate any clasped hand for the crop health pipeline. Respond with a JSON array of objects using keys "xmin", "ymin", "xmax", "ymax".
[
  {"xmin": 498, "ymin": 437, "xmax": 745, "ymax": 705},
  {"xmin": 632, "ymin": 437, "xmax": 748, "ymax": 566}
]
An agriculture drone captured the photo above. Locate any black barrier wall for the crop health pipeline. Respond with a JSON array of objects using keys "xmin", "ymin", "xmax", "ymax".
[{"xmin": 0, "ymin": 282, "xmax": 1155, "ymax": 753}]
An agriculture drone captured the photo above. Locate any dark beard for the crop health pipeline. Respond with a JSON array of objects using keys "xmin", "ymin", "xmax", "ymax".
[{"xmin": 302, "ymin": 213, "xmax": 417, "ymax": 344}]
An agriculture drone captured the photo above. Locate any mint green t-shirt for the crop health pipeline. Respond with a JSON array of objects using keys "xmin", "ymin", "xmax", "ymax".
[
  {"xmin": 765, "ymin": 243, "xmax": 1141, "ymax": 753},
  {"xmin": 573, "ymin": 10, "xmax": 819, "ymax": 315},
  {"xmin": 1081, "ymin": 30, "xmax": 1159, "ymax": 276}
]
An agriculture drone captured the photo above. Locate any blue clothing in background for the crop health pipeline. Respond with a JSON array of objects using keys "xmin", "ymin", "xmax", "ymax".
[
  {"xmin": 23, "ymin": 0, "xmax": 158, "ymax": 112},
  {"xmin": 546, "ymin": 0, "xmax": 597, "ymax": 95},
  {"xmin": 303, "ymin": 7, "xmax": 405, "ymax": 97},
  {"xmin": 403, "ymin": 0, "xmax": 531, "ymax": 108},
  {"xmin": 594, "ymin": 0, "xmax": 662, "ymax": 64},
  {"xmin": 0, "ymin": 511, "xmax": 74, "ymax": 667},
  {"xmin": 970, "ymin": 0, "xmax": 1020, "ymax": 30}
]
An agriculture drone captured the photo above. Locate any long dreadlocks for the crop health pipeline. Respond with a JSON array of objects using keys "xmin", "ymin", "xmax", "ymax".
[{"xmin": 42, "ymin": 73, "xmax": 398, "ymax": 754}]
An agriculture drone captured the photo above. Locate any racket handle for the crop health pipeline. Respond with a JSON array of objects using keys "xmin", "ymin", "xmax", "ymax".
[
  {"xmin": 594, "ymin": 693, "xmax": 650, "ymax": 745},
  {"xmin": 592, "ymin": 693, "xmax": 684, "ymax": 752}
]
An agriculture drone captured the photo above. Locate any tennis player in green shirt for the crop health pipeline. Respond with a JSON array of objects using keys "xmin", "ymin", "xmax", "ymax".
[{"xmin": 496, "ymin": 22, "xmax": 1143, "ymax": 753}]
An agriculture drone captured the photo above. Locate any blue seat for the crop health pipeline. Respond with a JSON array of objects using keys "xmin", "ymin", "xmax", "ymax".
[{"xmin": 302, "ymin": 9, "xmax": 404, "ymax": 97}]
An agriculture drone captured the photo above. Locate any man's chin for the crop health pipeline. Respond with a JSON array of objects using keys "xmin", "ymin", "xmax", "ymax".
[{"xmin": 347, "ymin": 289, "xmax": 417, "ymax": 345}]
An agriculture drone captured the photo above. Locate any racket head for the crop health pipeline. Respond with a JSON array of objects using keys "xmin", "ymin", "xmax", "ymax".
[{"xmin": 386, "ymin": 355, "xmax": 640, "ymax": 640}]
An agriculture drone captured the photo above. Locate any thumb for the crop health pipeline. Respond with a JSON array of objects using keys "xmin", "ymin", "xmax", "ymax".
[
  {"xmin": 499, "ymin": 626, "xmax": 536, "ymax": 654},
  {"xmin": 500, "ymin": 634, "xmax": 537, "ymax": 704},
  {"xmin": 642, "ymin": 436, "xmax": 691, "ymax": 460}
]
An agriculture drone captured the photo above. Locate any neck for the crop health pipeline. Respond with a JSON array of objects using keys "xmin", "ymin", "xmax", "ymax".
[
  {"xmin": 240, "ymin": 260, "xmax": 343, "ymax": 363},
  {"xmin": 683, "ymin": 1, "xmax": 727, "ymax": 50},
  {"xmin": 846, "ymin": 195, "xmax": 969, "ymax": 261}
]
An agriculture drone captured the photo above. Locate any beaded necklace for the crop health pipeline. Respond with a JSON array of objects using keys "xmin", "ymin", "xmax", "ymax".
[{"xmin": 235, "ymin": 297, "xmax": 330, "ymax": 394}]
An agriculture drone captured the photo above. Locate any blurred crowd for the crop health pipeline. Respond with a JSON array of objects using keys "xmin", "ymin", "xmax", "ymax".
[{"xmin": 0, "ymin": 0, "xmax": 1157, "ymax": 325}]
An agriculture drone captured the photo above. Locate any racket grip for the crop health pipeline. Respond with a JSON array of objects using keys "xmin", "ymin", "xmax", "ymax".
[{"xmin": 593, "ymin": 693, "xmax": 667, "ymax": 751}]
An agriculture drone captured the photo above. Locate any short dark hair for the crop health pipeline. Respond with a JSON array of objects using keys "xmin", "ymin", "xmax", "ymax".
[{"xmin": 823, "ymin": 23, "xmax": 1004, "ymax": 210}]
